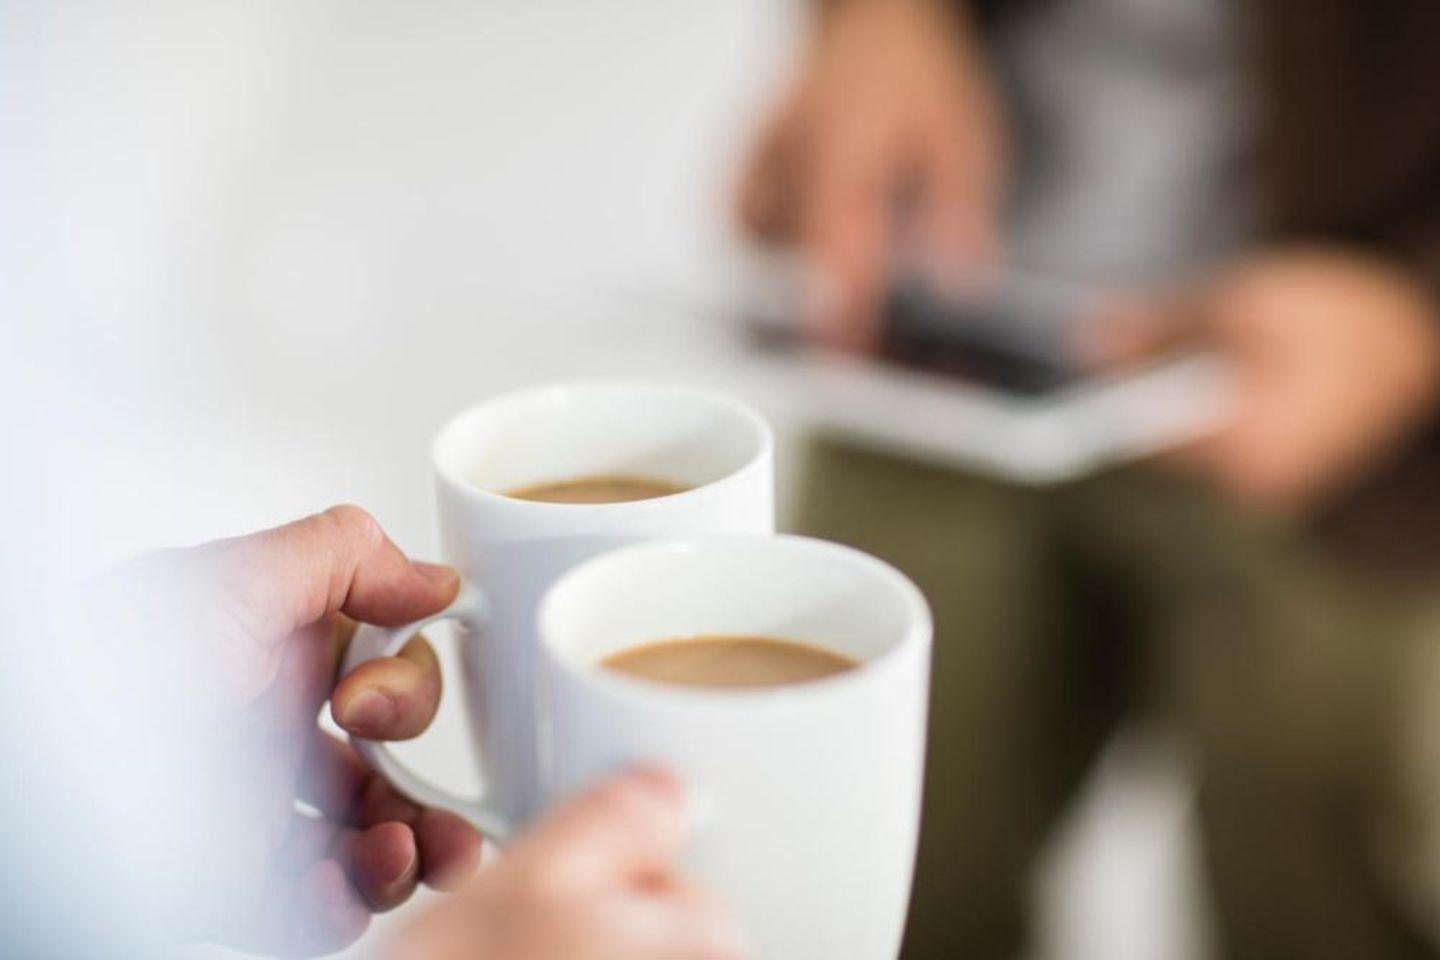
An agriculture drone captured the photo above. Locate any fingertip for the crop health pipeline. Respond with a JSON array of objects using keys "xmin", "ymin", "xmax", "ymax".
[
  {"xmin": 350, "ymin": 821, "xmax": 421, "ymax": 912},
  {"xmin": 803, "ymin": 267, "xmax": 880, "ymax": 355},
  {"xmin": 333, "ymin": 652, "xmax": 440, "ymax": 740},
  {"xmin": 339, "ymin": 539, "xmax": 459, "ymax": 627},
  {"xmin": 414, "ymin": 561, "xmax": 460, "ymax": 593},
  {"xmin": 799, "ymin": 182, "xmax": 887, "ymax": 355},
  {"xmin": 334, "ymin": 687, "xmax": 398, "ymax": 738}
]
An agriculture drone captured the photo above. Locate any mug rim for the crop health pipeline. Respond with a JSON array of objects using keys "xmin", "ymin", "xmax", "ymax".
[
  {"xmin": 430, "ymin": 379, "xmax": 775, "ymax": 511},
  {"xmin": 537, "ymin": 534, "xmax": 933, "ymax": 708}
]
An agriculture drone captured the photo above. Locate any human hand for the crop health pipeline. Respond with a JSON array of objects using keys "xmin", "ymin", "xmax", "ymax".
[
  {"xmin": 154, "ymin": 505, "xmax": 483, "ymax": 955},
  {"xmin": 395, "ymin": 768, "xmax": 744, "ymax": 960},
  {"xmin": 736, "ymin": 0, "xmax": 1005, "ymax": 350},
  {"xmin": 1094, "ymin": 249, "xmax": 1440, "ymax": 512}
]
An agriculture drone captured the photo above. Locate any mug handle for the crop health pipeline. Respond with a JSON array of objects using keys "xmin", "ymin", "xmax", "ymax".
[{"xmin": 340, "ymin": 583, "xmax": 513, "ymax": 841}]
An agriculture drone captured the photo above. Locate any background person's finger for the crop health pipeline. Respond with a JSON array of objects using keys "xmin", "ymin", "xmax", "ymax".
[
  {"xmin": 1202, "ymin": 385, "xmax": 1333, "ymax": 511},
  {"xmin": 1074, "ymin": 293, "xmax": 1199, "ymax": 369},
  {"xmin": 509, "ymin": 768, "xmax": 689, "ymax": 890},
  {"xmin": 220, "ymin": 504, "xmax": 460, "ymax": 641},
  {"xmin": 332, "ymin": 632, "xmax": 443, "ymax": 740},
  {"xmin": 735, "ymin": 97, "xmax": 801, "ymax": 242},
  {"xmin": 799, "ymin": 119, "xmax": 892, "ymax": 351},
  {"xmin": 913, "ymin": 123, "xmax": 999, "ymax": 272}
]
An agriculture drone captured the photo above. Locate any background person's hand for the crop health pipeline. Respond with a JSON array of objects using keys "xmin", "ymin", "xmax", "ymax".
[
  {"xmin": 1091, "ymin": 249, "xmax": 1440, "ymax": 513},
  {"xmin": 157, "ymin": 505, "xmax": 484, "ymax": 956},
  {"xmin": 395, "ymin": 769, "xmax": 744, "ymax": 960},
  {"xmin": 736, "ymin": 0, "xmax": 1005, "ymax": 350}
]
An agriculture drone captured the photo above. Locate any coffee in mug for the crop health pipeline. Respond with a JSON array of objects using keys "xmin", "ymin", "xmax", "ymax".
[
  {"xmin": 602, "ymin": 635, "xmax": 858, "ymax": 688},
  {"xmin": 506, "ymin": 474, "xmax": 689, "ymax": 504}
]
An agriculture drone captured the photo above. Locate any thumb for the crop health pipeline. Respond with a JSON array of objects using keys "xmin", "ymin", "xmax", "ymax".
[
  {"xmin": 508, "ymin": 768, "xmax": 689, "ymax": 890},
  {"xmin": 213, "ymin": 504, "xmax": 460, "ymax": 641}
]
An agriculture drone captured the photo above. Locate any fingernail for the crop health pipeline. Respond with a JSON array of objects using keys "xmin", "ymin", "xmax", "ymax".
[
  {"xmin": 339, "ymin": 688, "xmax": 397, "ymax": 735},
  {"xmin": 391, "ymin": 840, "xmax": 419, "ymax": 886},
  {"xmin": 414, "ymin": 561, "xmax": 458, "ymax": 589}
]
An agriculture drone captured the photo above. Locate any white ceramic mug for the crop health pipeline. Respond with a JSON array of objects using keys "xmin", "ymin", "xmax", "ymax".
[
  {"xmin": 343, "ymin": 382, "xmax": 774, "ymax": 836},
  {"xmin": 539, "ymin": 535, "xmax": 931, "ymax": 960}
]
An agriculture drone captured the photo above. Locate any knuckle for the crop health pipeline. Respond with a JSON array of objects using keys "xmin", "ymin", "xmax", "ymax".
[{"xmin": 322, "ymin": 503, "xmax": 384, "ymax": 547}]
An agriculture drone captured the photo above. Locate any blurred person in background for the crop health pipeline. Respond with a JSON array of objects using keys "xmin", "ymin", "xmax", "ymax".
[
  {"xmin": 737, "ymin": 0, "xmax": 1440, "ymax": 957},
  {"xmin": 1, "ymin": 506, "xmax": 740, "ymax": 959}
]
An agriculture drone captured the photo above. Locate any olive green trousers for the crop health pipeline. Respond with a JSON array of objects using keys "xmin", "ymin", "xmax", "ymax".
[{"xmin": 796, "ymin": 437, "xmax": 1438, "ymax": 960}]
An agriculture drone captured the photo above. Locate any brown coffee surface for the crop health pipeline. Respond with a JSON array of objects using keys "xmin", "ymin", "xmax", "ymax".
[
  {"xmin": 505, "ymin": 474, "xmax": 690, "ymax": 504},
  {"xmin": 602, "ymin": 635, "xmax": 859, "ymax": 689}
]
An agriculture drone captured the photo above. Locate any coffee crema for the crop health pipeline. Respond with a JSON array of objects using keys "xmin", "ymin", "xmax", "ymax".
[
  {"xmin": 601, "ymin": 635, "xmax": 860, "ymax": 689},
  {"xmin": 504, "ymin": 474, "xmax": 690, "ymax": 504}
]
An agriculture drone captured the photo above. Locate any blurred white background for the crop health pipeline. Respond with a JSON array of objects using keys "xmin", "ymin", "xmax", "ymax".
[{"xmin": 5, "ymin": 2, "xmax": 1205, "ymax": 957}]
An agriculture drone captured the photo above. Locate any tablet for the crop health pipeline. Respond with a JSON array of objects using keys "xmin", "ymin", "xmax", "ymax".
[{"xmin": 742, "ymin": 259, "xmax": 1233, "ymax": 483}]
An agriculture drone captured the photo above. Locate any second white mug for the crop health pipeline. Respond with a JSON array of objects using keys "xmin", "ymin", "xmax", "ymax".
[{"xmin": 540, "ymin": 535, "xmax": 931, "ymax": 959}]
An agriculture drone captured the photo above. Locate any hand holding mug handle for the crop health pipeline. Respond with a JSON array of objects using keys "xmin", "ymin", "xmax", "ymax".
[{"xmin": 341, "ymin": 584, "xmax": 514, "ymax": 841}]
